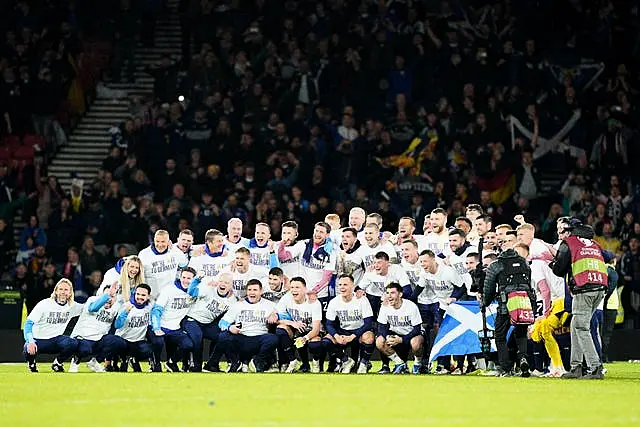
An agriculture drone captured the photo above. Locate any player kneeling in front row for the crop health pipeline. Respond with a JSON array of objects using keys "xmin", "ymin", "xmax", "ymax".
[
  {"xmin": 23, "ymin": 279, "xmax": 83, "ymax": 372},
  {"xmin": 69, "ymin": 281, "xmax": 121, "ymax": 372},
  {"xmin": 185, "ymin": 273, "xmax": 237, "ymax": 372},
  {"xmin": 217, "ymin": 279, "xmax": 280, "ymax": 372},
  {"xmin": 275, "ymin": 276, "xmax": 323, "ymax": 373},
  {"xmin": 99, "ymin": 284, "xmax": 154, "ymax": 372},
  {"xmin": 150, "ymin": 267, "xmax": 200, "ymax": 372},
  {"xmin": 324, "ymin": 274, "xmax": 375, "ymax": 374},
  {"xmin": 376, "ymin": 283, "xmax": 424, "ymax": 374}
]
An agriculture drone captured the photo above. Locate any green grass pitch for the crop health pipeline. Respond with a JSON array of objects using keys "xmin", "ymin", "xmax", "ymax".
[{"xmin": 1, "ymin": 362, "xmax": 640, "ymax": 427}]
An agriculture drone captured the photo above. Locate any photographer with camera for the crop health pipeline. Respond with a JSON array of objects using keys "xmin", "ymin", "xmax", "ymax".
[{"xmin": 482, "ymin": 243, "xmax": 537, "ymax": 377}]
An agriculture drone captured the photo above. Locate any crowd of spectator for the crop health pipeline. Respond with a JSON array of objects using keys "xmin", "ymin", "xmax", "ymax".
[
  {"xmin": 0, "ymin": 0, "xmax": 122, "ymax": 302},
  {"xmin": 4, "ymin": 0, "xmax": 640, "ymax": 327}
]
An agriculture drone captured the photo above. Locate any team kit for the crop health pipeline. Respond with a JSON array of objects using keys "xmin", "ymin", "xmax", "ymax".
[{"xmin": 23, "ymin": 206, "xmax": 612, "ymax": 377}]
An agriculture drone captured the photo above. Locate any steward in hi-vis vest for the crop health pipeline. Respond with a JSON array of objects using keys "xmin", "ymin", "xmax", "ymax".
[{"xmin": 551, "ymin": 220, "xmax": 607, "ymax": 379}]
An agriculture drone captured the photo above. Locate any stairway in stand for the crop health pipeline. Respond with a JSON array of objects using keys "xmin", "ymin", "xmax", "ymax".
[
  {"xmin": 11, "ymin": 3, "xmax": 183, "ymax": 260},
  {"xmin": 50, "ymin": 2, "xmax": 183, "ymax": 190}
]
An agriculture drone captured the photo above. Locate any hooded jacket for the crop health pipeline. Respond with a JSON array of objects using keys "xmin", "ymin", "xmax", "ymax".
[
  {"xmin": 482, "ymin": 249, "xmax": 536, "ymax": 313},
  {"xmin": 551, "ymin": 225, "xmax": 604, "ymax": 294}
]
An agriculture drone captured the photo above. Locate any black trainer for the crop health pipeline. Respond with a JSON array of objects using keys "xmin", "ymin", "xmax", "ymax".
[
  {"xmin": 203, "ymin": 363, "xmax": 221, "ymax": 372},
  {"xmin": 562, "ymin": 366, "xmax": 583, "ymax": 379},
  {"xmin": 520, "ymin": 358, "xmax": 531, "ymax": 378},
  {"xmin": 150, "ymin": 359, "xmax": 163, "ymax": 372},
  {"xmin": 378, "ymin": 365, "xmax": 391, "ymax": 374},
  {"xmin": 298, "ymin": 363, "xmax": 310, "ymax": 373},
  {"xmin": 51, "ymin": 361, "xmax": 65, "ymax": 372},
  {"xmin": 165, "ymin": 360, "xmax": 180, "ymax": 372},
  {"xmin": 119, "ymin": 361, "xmax": 129, "ymax": 372},
  {"xmin": 28, "ymin": 361, "xmax": 38, "ymax": 373},
  {"xmin": 130, "ymin": 358, "xmax": 142, "ymax": 372},
  {"xmin": 582, "ymin": 365, "xmax": 604, "ymax": 380}
]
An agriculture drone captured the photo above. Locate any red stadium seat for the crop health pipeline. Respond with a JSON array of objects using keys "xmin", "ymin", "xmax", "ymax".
[
  {"xmin": 13, "ymin": 145, "xmax": 34, "ymax": 160},
  {"xmin": 0, "ymin": 146, "xmax": 11, "ymax": 163},
  {"xmin": 23, "ymin": 134, "xmax": 45, "ymax": 149},
  {"xmin": 2, "ymin": 135, "xmax": 20, "ymax": 148}
]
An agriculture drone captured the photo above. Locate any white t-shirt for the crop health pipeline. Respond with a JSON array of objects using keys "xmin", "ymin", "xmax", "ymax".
[
  {"xmin": 71, "ymin": 295, "xmax": 120, "ymax": 341},
  {"xmin": 359, "ymin": 264, "xmax": 411, "ymax": 297},
  {"xmin": 225, "ymin": 236, "xmax": 250, "ymax": 254},
  {"xmin": 262, "ymin": 283, "xmax": 288, "ymax": 303},
  {"xmin": 26, "ymin": 299, "xmax": 84, "ymax": 340},
  {"xmin": 338, "ymin": 245, "xmax": 367, "ymax": 285},
  {"xmin": 377, "ymin": 299, "xmax": 422, "ymax": 336},
  {"xmin": 448, "ymin": 245, "xmax": 477, "ymax": 289},
  {"xmin": 221, "ymin": 298, "xmax": 276, "ymax": 337},
  {"xmin": 417, "ymin": 264, "xmax": 461, "ymax": 306},
  {"xmin": 401, "ymin": 259, "xmax": 422, "ymax": 290},
  {"xmin": 248, "ymin": 243, "xmax": 272, "ymax": 276},
  {"xmin": 530, "ymin": 238, "xmax": 554, "ymax": 262},
  {"xmin": 299, "ymin": 241, "xmax": 337, "ymax": 298},
  {"xmin": 276, "ymin": 292, "xmax": 322, "ymax": 333},
  {"xmin": 187, "ymin": 285, "xmax": 237, "ymax": 324},
  {"xmin": 326, "ymin": 295, "xmax": 374, "ymax": 331},
  {"xmin": 530, "ymin": 259, "xmax": 565, "ymax": 316},
  {"xmin": 226, "ymin": 266, "xmax": 268, "ymax": 299},
  {"xmin": 362, "ymin": 241, "xmax": 398, "ymax": 269},
  {"xmin": 99, "ymin": 267, "xmax": 120, "ymax": 294},
  {"xmin": 155, "ymin": 284, "xmax": 193, "ymax": 331},
  {"xmin": 138, "ymin": 246, "xmax": 188, "ymax": 300},
  {"xmin": 188, "ymin": 249, "xmax": 233, "ymax": 281},
  {"xmin": 115, "ymin": 304, "xmax": 151, "ymax": 342},
  {"xmin": 420, "ymin": 232, "xmax": 451, "ymax": 256},
  {"xmin": 277, "ymin": 241, "xmax": 305, "ymax": 279}
]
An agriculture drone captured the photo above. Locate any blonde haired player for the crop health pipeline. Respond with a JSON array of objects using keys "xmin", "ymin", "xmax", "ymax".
[
  {"xmin": 515, "ymin": 219, "xmax": 556, "ymax": 261},
  {"xmin": 514, "ymin": 243, "xmax": 568, "ymax": 377},
  {"xmin": 107, "ymin": 256, "xmax": 145, "ymax": 301},
  {"xmin": 23, "ymin": 279, "xmax": 83, "ymax": 372}
]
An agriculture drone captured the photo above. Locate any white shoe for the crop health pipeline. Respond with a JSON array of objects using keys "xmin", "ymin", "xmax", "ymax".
[
  {"xmin": 340, "ymin": 358, "xmax": 355, "ymax": 374},
  {"xmin": 285, "ymin": 359, "xmax": 301, "ymax": 373},
  {"xmin": 241, "ymin": 363, "xmax": 249, "ymax": 373},
  {"xmin": 544, "ymin": 367, "xmax": 567, "ymax": 378},
  {"xmin": 356, "ymin": 362, "xmax": 368, "ymax": 374},
  {"xmin": 530, "ymin": 369, "xmax": 545, "ymax": 377},
  {"xmin": 450, "ymin": 368, "xmax": 462, "ymax": 375},
  {"xmin": 311, "ymin": 360, "xmax": 320, "ymax": 373},
  {"xmin": 69, "ymin": 360, "xmax": 80, "ymax": 373}
]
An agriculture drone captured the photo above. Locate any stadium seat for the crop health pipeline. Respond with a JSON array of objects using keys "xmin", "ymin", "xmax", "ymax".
[
  {"xmin": 0, "ymin": 146, "xmax": 10, "ymax": 163},
  {"xmin": 23, "ymin": 134, "xmax": 45, "ymax": 150},
  {"xmin": 13, "ymin": 145, "xmax": 35, "ymax": 161},
  {"xmin": 2, "ymin": 135, "xmax": 20, "ymax": 149}
]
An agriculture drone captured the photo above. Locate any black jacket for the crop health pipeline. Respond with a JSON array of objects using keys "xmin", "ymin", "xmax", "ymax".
[
  {"xmin": 551, "ymin": 225, "xmax": 604, "ymax": 294},
  {"xmin": 482, "ymin": 249, "xmax": 536, "ymax": 313}
]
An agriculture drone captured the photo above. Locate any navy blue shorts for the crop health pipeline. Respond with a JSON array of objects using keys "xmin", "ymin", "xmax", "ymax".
[{"xmin": 418, "ymin": 303, "xmax": 444, "ymax": 329}]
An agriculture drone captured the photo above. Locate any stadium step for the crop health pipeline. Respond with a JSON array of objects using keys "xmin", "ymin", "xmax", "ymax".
[
  {"xmin": 8, "ymin": 2, "xmax": 182, "ymax": 260},
  {"xmin": 47, "ymin": 0, "xmax": 181, "ymax": 192},
  {"xmin": 11, "ymin": 0, "xmax": 183, "ymax": 254}
]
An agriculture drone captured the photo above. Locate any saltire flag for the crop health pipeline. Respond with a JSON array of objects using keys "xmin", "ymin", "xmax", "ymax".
[
  {"xmin": 546, "ymin": 61, "xmax": 605, "ymax": 92},
  {"xmin": 429, "ymin": 301, "xmax": 498, "ymax": 362},
  {"xmin": 476, "ymin": 168, "xmax": 516, "ymax": 206},
  {"xmin": 509, "ymin": 112, "xmax": 587, "ymax": 162}
]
